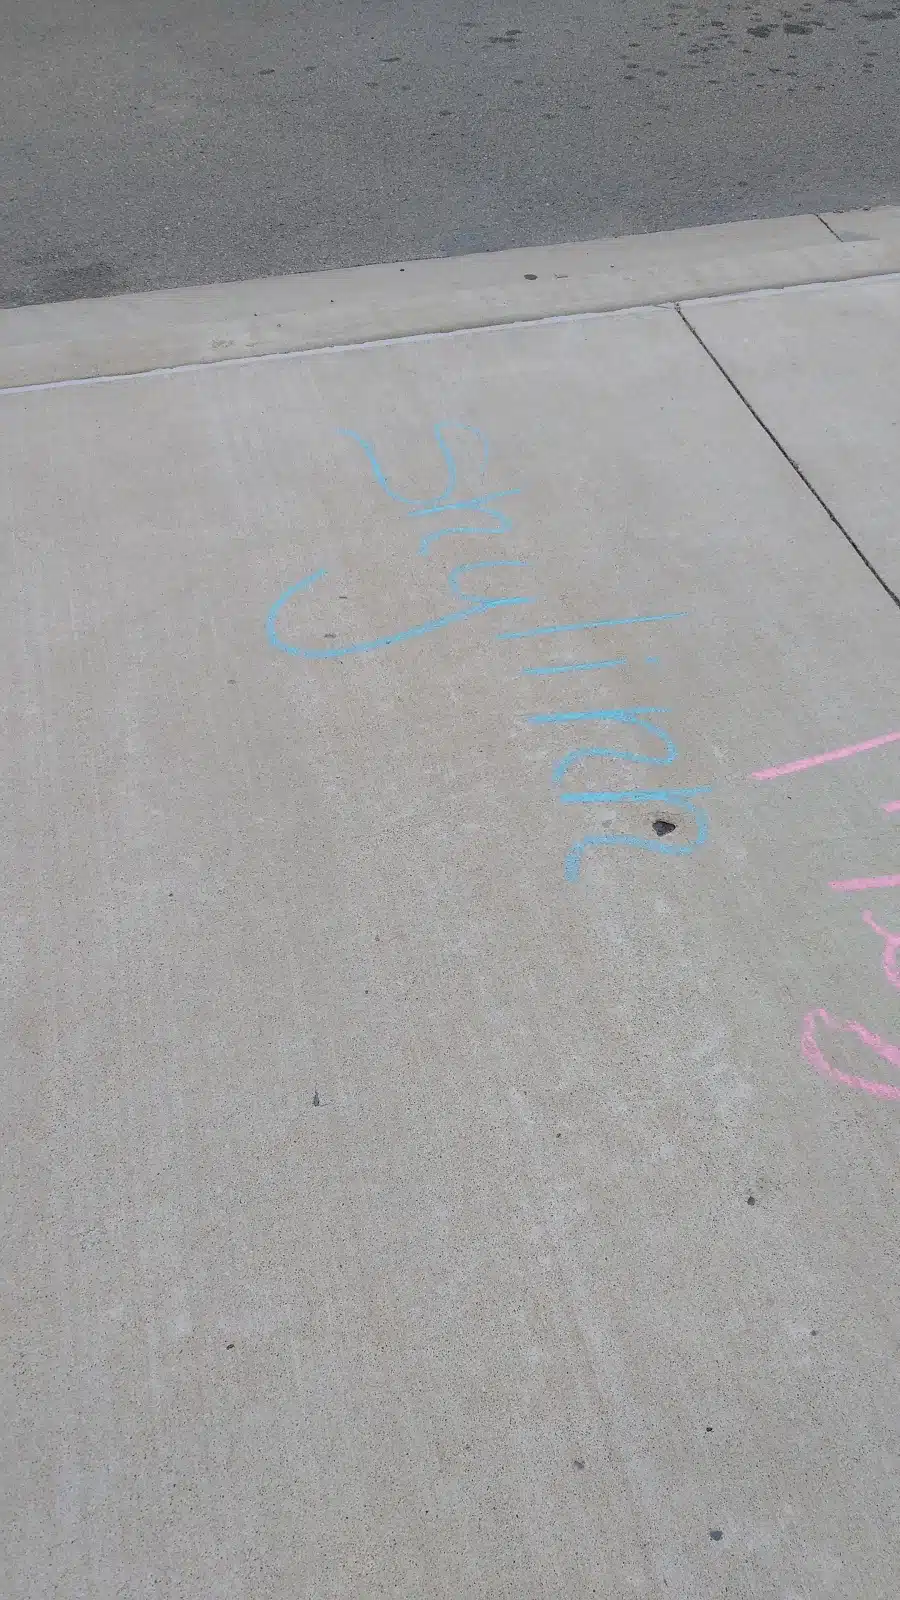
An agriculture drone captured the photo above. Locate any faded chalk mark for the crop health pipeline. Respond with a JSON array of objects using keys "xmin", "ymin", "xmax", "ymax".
[
  {"xmin": 267, "ymin": 563, "xmax": 532, "ymax": 659},
  {"xmin": 521, "ymin": 657, "xmax": 627, "ymax": 677},
  {"xmin": 829, "ymin": 875, "xmax": 900, "ymax": 893},
  {"xmin": 341, "ymin": 421, "xmax": 521, "ymax": 556},
  {"xmin": 415, "ymin": 497, "xmax": 517, "ymax": 556},
  {"xmin": 753, "ymin": 730, "xmax": 900, "ymax": 780},
  {"xmin": 801, "ymin": 1009, "xmax": 900, "ymax": 1100},
  {"xmin": 340, "ymin": 421, "xmax": 487, "ymax": 507},
  {"xmin": 563, "ymin": 788, "xmax": 711, "ymax": 878},
  {"xmin": 862, "ymin": 909, "xmax": 900, "ymax": 991},
  {"xmin": 530, "ymin": 708, "xmax": 678, "ymax": 774},
  {"xmin": 498, "ymin": 611, "xmax": 686, "ymax": 641}
]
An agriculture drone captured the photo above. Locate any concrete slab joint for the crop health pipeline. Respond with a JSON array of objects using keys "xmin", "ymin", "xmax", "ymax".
[{"xmin": 2, "ymin": 209, "xmax": 900, "ymax": 390}]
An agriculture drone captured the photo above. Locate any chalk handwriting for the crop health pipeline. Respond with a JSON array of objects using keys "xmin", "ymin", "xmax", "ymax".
[
  {"xmin": 562, "ymin": 789, "xmax": 711, "ymax": 877},
  {"xmin": 268, "ymin": 419, "xmax": 711, "ymax": 878},
  {"xmin": 801, "ymin": 1010, "xmax": 900, "ymax": 1101},
  {"xmin": 861, "ymin": 909, "xmax": 900, "ymax": 992},
  {"xmin": 267, "ymin": 561, "xmax": 532, "ymax": 659},
  {"xmin": 497, "ymin": 612, "xmax": 686, "ymax": 640},
  {"xmin": 752, "ymin": 729, "xmax": 900, "ymax": 780},
  {"xmin": 752, "ymin": 730, "xmax": 900, "ymax": 1100},
  {"xmin": 340, "ymin": 423, "xmax": 519, "ymax": 555},
  {"xmin": 529, "ymin": 709, "xmax": 679, "ymax": 772},
  {"xmin": 829, "ymin": 874, "xmax": 900, "ymax": 893}
]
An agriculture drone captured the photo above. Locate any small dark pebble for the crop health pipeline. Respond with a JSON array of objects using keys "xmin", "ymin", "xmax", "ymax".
[
  {"xmin": 573, "ymin": 1458, "xmax": 585, "ymax": 1469},
  {"xmin": 706, "ymin": 1425, "xmax": 713, "ymax": 1432},
  {"xmin": 710, "ymin": 1529, "xmax": 723, "ymax": 1541},
  {"xmin": 747, "ymin": 1195, "xmax": 756, "ymax": 1205},
  {"xmin": 226, "ymin": 1342, "xmax": 235, "ymax": 1349},
  {"xmin": 653, "ymin": 818, "xmax": 677, "ymax": 836},
  {"xmin": 313, "ymin": 1088, "xmax": 320, "ymax": 1106},
  {"xmin": 524, "ymin": 273, "xmax": 538, "ymax": 280}
]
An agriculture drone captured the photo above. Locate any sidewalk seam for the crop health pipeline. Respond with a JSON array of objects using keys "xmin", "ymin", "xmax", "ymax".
[
  {"xmin": 0, "ymin": 306, "xmax": 665, "ymax": 397},
  {"xmin": 674, "ymin": 301, "xmax": 900, "ymax": 613},
  {"xmin": 681, "ymin": 267, "xmax": 900, "ymax": 309},
  {"xmin": 5, "ymin": 266, "xmax": 900, "ymax": 399}
]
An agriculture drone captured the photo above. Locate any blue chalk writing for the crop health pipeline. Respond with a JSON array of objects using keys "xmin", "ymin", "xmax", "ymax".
[
  {"xmin": 563, "ymin": 790, "xmax": 712, "ymax": 879},
  {"xmin": 414, "ymin": 499, "xmax": 518, "ymax": 557},
  {"xmin": 528, "ymin": 708, "xmax": 678, "ymax": 775},
  {"xmin": 268, "ymin": 417, "xmax": 712, "ymax": 880},
  {"xmin": 267, "ymin": 563, "xmax": 532, "ymax": 660},
  {"xmin": 409, "ymin": 492, "xmax": 518, "ymax": 520},
  {"xmin": 525, "ymin": 710, "xmax": 672, "ymax": 771},
  {"xmin": 497, "ymin": 612, "xmax": 687, "ymax": 640},
  {"xmin": 558, "ymin": 784, "xmax": 711, "ymax": 806},
  {"xmin": 521, "ymin": 658, "xmax": 627, "ymax": 677},
  {"xmin": 446, "ymin": 559, "xmax": 531, "ymax": 602},
  {"xmin": 339, "ymin": 422, "xmax": 485, "ymax": 507},
  {"xmin": 341, "ymin": 421, "xmax": 521, "ymax": 557},
  {"xmin": 529, "ymin": 707, "xmax": 670, "ymax": 724}
]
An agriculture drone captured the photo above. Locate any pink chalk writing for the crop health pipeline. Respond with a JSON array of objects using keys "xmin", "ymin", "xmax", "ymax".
[
  {"xmin": 862, "ymin": 910, "xmax": 900, "ymax": 992},
  {"xmin": 752, "ymin": 730, "xmax": 900, "ymax": 1100},
  {"xmin": 801, "ymin": 1010, "xmax": 900, "ymax": 1101},
  {"xmin": 829, "ymin": 874, "xmax": 900, "ymax": 893},
  {"xmin": 752, "ymin": 729, "xmax": 900, "ymax": 781}
]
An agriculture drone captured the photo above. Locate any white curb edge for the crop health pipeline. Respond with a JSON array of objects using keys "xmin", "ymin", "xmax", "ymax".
[{"xmin": 2, "ymin": 208, "xmax": 900, "ymax": 390}]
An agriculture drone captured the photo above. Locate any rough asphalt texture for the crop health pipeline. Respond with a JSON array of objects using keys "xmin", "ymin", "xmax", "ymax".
[{"xmin": 2, "ymin": 1, "xmax": 899, "ymax": 303}]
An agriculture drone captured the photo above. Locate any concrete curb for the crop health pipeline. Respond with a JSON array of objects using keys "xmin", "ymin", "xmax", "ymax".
[{"xmin": 2, "ymin": 207, "xmax": 900, "ymax": 390}]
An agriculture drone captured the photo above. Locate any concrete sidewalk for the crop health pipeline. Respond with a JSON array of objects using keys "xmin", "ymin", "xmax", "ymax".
[{"xmin": 3, "ymin": 213, "xmax": 900, "ymax": 1600}]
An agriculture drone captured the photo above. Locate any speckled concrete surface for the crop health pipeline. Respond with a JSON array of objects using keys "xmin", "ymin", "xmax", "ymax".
[
  {"xmin": 687, "ymin": 271, "xmax": 900, "ymax": 597},
  {"xmin": 3, "ymin": 250, "xmax": 899, "ymax": 1596}
]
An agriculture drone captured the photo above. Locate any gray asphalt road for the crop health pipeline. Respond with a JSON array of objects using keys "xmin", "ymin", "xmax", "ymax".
[{"xmin": 2, "ymin": 0, "xmax": 899, "ymax": 305}]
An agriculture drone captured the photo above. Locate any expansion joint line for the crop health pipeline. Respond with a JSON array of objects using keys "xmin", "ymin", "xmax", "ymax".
[{"xmin": 674, "ymin": 301, "xmax": 900, "ymax": 613}]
